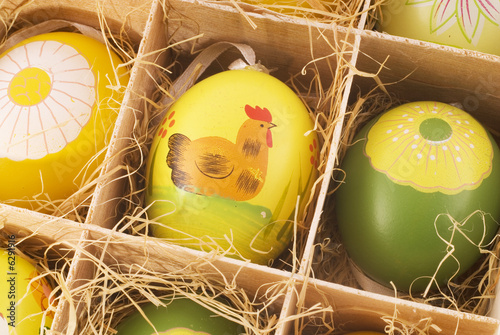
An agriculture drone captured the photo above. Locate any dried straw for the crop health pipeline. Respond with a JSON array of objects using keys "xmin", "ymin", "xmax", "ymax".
[
  {"xmin": 65, "ymin": 236, "xmax": 284, "ymax": 334},
  {"xmin": 213, "ymin": 0, "xmax": 375, "ymax": 27}
]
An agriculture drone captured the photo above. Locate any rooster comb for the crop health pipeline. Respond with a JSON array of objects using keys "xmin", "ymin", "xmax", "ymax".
[{"xmin": 245, "ymin": 105, "xmax": 272, "ymax": 122}]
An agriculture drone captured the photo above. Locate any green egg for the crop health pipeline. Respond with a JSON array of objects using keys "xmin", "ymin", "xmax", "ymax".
[
  {"xmin": 115, "ymin": 298, "xmax": 244, "ymax": 335},
  {"xmin": 335, "ymin": 101, "xmax": 500, "ymax": 292}
]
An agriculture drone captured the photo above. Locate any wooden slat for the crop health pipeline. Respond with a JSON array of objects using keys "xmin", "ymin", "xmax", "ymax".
[
  {"xmin": 165, "ymin": 0, "xmax": 353, "ymax": 86},
  {"xmin": 46, "ymin": 1, "xmax": 167, "ymax": 333},
  {"xmin": 1, "ymin": 0, "xmax": 152, "ymax": 43},
  {"xmin": 355, "ymin": 30, "xmax": 500, "ymax": 126},
  {"xmin": 301, "ymin": 277, "xmax": 500, "ymax": 335}
]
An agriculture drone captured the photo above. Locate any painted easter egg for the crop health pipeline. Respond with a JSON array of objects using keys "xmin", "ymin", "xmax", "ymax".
[
  {"xmin": 0, "ymin": 31, "xmax": 129, "ymax": 210},
  {"xmin": 336, "ymin": 101, "xmax": 500, "ymax": 292},
  {"xmin": 0, "ymin": 248, "xmax": 55, "ymax": 334},
  {"xmin": 115, "ymin": 298, "xmax": 244, "ymax": 334},
  {"xmin": 378, "ymin": 0, "xmax": 500, "ymax": 55},
  {"xmin": 145, "ymin": 68, "xmax": 318, "ymax": 264}
]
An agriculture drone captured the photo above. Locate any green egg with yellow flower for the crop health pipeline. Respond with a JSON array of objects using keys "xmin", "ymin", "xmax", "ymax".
[{"xmin": 335, "ymin": 101, "xmax": 500, "ymax": 292}]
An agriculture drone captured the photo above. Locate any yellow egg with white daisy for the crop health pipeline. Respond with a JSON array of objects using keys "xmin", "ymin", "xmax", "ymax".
[{"xmin": 0, "ymin": 31, "xmax": 129, "ymax": 210}]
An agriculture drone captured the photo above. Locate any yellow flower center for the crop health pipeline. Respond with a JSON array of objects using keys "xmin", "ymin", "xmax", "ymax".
[{"xmin": 8, "ymin": 67, "xmax": 52, "ymax": 106}]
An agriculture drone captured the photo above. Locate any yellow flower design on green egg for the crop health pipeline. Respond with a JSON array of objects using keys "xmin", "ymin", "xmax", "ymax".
[{"xmin": 365, "ymin": 101, "xmax": 493, "ymax": 194}]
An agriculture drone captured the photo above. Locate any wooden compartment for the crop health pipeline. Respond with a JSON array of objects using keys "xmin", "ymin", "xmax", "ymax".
[
  {"xmin": 105, "ymin": 0, "xmax": 355, "ymax": 298},
  {"xmin": 0, "ymin": 0, "xmax": 153, "ymax": 220},
  {"xmin": 294, "ymin": 4, "xmax": 500, "ymax": 334}
]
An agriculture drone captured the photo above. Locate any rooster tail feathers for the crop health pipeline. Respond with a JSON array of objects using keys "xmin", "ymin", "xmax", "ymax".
[
  {"xmin": 167, "ymin": 133, "xmax": 191, "ymax": 192},
  {"xmin": 167, "ymin": 133, "xmax": 193, "ymax": 189},
  {"xmin": 167, "ymin": 133, "xmax": 190, "ymax": 170},
  {"xmin": 245, "ymin": 105, "xmax": 272, "ymax": 122}
]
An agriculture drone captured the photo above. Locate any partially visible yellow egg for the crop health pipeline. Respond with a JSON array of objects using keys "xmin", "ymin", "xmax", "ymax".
[
  {"xmin": 145, "ymin": 68, "xmax": 319, "ymax": 264},
  {"xmin": 378, "ymin": 0, "xmax": 500, "ymax": 55},
  {"xmin": 0, "ymin": 32, "xmax": 129, "ymax": 210},
  {"xmin": 0, "ymin": 247, "xmax": 55, "ymax": 334}
]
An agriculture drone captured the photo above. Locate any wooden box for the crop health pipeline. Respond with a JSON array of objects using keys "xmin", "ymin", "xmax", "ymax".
[{"xmin": 1, "ymin": 0, "xmax": 500, "ymax": 334}]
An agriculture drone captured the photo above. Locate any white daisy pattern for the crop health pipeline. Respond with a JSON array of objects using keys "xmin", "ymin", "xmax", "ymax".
[
  {"xmin": 364, "ymin": 102, "xmax": 494, "ymax": 194},
  {"xmin": 0, "ymin": 39, "xmax": 96, "ymax": 161}
]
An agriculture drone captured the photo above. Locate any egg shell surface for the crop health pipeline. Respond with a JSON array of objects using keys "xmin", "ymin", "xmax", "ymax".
[
  {"xmin": 378, "ymin": 0, "xmax": 500, "ymax": 55},
  {"xmin": 145, "ymin": 69, "xmax": 319, "ymax": 264},
  {"xmin": 0, "ymin": 249, "xmax": 54, "ymax": 334},
  {"xmin": 335, "ymin": 101, "xmax": 500, "ymax": 292},
  {"xmin": 0, "ymin": 32, "xmax": 129, "ymax": 210},
  {"xmin": 115, "ymin": 298, "xmax": 244, "ymax": 334}
]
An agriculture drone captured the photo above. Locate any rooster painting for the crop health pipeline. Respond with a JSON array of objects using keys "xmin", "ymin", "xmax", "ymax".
[{"xmin": 166, "ymin": 105, "xmax": 276, "ymax": 201}]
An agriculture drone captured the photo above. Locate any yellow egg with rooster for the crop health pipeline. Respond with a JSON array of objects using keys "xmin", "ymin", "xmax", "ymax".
[{"xmin": 145, "ymin": 68, "xmax": 319, "ymax": 264}]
